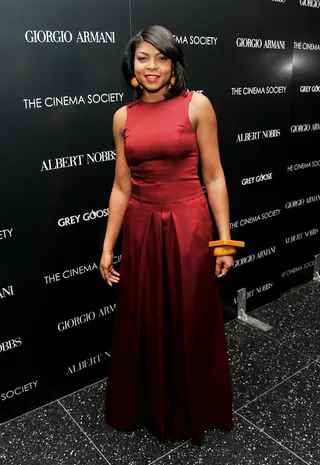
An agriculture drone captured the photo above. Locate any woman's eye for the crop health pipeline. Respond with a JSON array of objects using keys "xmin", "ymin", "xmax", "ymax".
[
  {"xmin": 159, "ymin": 56, "xmax": 167, "ymax": 61},
  {"xmin": 137, "ymin": 57, "xmax": 146, "ymax": 61}
]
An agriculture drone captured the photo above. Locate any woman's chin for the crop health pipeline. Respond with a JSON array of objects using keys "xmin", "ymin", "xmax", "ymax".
[{"xmin": 142, "ymin": 83, "xmax": 168, "ymax": 94}]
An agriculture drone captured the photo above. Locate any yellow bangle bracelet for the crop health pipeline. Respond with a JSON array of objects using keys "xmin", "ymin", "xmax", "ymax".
[{"xmin": 208, "ymin": 240, "xmax": 245, "ymax": 257}]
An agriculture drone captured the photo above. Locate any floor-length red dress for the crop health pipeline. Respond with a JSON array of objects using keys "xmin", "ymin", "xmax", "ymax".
[{"xmin": 104, "ymin": 91, "xmax": 233, "ymax": 445}]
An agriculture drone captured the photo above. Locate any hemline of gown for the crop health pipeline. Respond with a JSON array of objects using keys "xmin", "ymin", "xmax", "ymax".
[{"xmin": 105, "ymin": 408, "xmax": 234, "ymax": 446}]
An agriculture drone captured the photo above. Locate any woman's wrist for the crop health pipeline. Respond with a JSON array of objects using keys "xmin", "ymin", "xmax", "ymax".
[{"xmin": 103, "ymin": 245, "xmax": 114, "ymax": 255}]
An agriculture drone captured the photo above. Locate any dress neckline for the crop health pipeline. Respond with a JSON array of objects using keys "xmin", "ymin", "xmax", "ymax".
[
  {"xmin": 139, "ymin": 97, "xmax": 170, "ymax": 105},
  {"xmin": 138, "ymin": 92, "xmax": 188, "ymax": 105}
]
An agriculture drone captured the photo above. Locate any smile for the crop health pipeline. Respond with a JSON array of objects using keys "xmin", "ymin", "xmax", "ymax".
[{"xmin": 145, "ymin": 75, "xmax": 160, "ymax": 82}]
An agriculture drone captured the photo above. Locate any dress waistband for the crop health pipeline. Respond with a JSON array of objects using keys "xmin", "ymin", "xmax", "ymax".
[{"xmin": 131, "ymin": 180, "xmax": 204, "ymax": 205}]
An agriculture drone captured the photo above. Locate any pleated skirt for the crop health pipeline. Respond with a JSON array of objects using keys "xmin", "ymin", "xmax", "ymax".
[{"xmin": 104, "ymin": 180, "xmax": 233, "ymax": 445}]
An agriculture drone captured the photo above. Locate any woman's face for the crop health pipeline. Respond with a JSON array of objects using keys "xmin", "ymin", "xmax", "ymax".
[{"xmin": 134, "ymin": 41, "xmax": 172, "ymax": 92}]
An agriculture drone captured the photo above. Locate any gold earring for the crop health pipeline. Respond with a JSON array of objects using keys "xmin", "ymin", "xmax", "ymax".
[
  {"xmin": 170, "ymin": 71, "xmax": 176, "ymax": 86},
  {"xmin": 131, "ymin": 77, "xmax": 139, "ymax": 87}
]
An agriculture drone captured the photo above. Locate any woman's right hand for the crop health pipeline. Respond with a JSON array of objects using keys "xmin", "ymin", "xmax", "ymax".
[{"xmin": 99, "ymin": 251, "xmax": 120, "ymax": 287}]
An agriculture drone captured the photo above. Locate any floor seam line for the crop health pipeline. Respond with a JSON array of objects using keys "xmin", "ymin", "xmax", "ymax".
[
  {"xmin": 0, "ymin": 399, "xmax": 60, "ymax": 427},
  {"xmin": 148, "ymin": 440, "xmax": 191, "ymax": 464},
  {"xmin": 235, "ymin": 359, "xmax": 316, "ymax": 412},
  {"xmin": 235, "ymin": 320, "xmax": 319, "ymax": 362},
  {"xmin": 0, "ymin": 377, "xmax": 109, "ymax": 428},
  {"xmin": 236, "ymin": 412, "xmax": 311, "ymax": 465},
  {"xmin": 57, "ymin": 400, "xmax": 111, "ymax": 465}
]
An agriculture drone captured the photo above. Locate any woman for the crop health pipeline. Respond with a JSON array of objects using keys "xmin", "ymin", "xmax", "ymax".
[{"xmin": 100, "ymin": 25, "xmax": 234, "ymax": 446}]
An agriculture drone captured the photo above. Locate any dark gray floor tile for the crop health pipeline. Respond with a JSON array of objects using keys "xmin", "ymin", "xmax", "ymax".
[
  {"xmin": 293, "ymin": 280, "xmax": 320, "ymax": 303},
  {"xmin": 0, "ymin": 402, "xmax": 107, "ymax": 465},
  {"xmin": 250, "ymin": 286, "xmax": 320, "ymax": 359},
  {"xmin": 239, "ymin": 360, "xmax": 320, "ymax": 465},
  {"xmin": 226, "ymin": 321, "xmax": 311, "ymax": 410},
  {"xmin": 60, "ymin": 380, "xmax": 187, "ymax": 465},
  {"xmin": 153, "ymin": 414, "xmax": 305, "ymax": 465}
]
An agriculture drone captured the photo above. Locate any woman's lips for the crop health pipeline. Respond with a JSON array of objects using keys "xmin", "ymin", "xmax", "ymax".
[{"xmin": 145, "ymin": 75, "xmax": 160, "ymax": 82}]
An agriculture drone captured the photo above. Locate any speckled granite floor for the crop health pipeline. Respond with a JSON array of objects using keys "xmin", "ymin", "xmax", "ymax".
[{"xmin": 1, "ymin": 280, "xmax": 319, "ymax": 465}]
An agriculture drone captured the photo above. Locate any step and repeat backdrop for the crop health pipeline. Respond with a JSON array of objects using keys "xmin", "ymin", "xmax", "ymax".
[{"xmin": 1, "ymin": 0, "xmax": 319, "ymax": 422}]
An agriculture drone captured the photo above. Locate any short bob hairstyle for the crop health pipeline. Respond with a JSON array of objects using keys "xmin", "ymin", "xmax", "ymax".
[{"xmin": 122, "ymin": 25, "xmax": 187, "ymax": 100}]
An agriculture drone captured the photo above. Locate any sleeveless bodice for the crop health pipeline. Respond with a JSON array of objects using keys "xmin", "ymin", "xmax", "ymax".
[{"xmin": 124, "ymin": 92, "xmax": 199, "ymax": 187}]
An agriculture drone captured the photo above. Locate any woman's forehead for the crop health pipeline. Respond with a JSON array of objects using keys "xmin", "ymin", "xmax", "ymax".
[{"xmin": 135, "ymin": 41, "xmax": 161, "ymax": 55}]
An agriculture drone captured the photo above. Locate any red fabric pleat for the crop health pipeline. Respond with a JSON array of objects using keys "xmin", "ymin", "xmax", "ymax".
[{"xmin": 105, "ymin": 187, "xmax": 233, "ymax": 445}]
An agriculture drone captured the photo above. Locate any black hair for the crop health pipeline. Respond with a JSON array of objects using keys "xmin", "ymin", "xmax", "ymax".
[{"xmin": 122, "ymin": 25, "xmax": 187, "ymax": 100}]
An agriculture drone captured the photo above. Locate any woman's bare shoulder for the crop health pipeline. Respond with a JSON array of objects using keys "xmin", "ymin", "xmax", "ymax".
[
  {"xmin": 113, "ymin": 105, "xmax": 127, "ymax": 133},
  {"xmin": 190, "ymin": 92, "xmax": 216, "ymax": 121}
]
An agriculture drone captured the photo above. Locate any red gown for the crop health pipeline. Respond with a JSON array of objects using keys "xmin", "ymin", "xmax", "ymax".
[{"xmin": 104, "ymin": 91, "xmax": 233, "ymax": 445}]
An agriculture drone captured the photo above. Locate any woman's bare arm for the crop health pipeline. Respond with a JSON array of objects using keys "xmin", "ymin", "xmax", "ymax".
[
  {"xmin": 102, "ymin": 106, "xmax": 132, "ymax": 254},
  {"xmin": 191, "ymin": 92, "xmax": 231, "ymax": 240}
]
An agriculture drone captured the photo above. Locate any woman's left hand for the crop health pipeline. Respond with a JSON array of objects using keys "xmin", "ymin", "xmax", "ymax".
[{"xmin": 215, "ymin": 255, "xmax": 234, "ymax": 278}]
